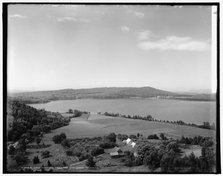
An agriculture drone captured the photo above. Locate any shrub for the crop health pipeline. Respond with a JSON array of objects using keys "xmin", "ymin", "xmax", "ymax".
[
  {"xmin": 134, "ymin": 155, "xmax": 143, "ymax": 166},
  {"xmin": 99, "ymin": 142, "xmax": 116, "ymax": 149},
  {"xmin": 52, "ymin": 133, "xmax": 67, "ymax": 144},
  {"xmin": 36, "ymin": 137, "xmax": 41, "ymax": 145},
  {"xmin": 8, "ymin": 145, "xmax": 16, "ymax": 155},
  {"xmin": 61, "ymin": 139, "xmax": 71, "ymax": 148},
  {"xmin": 79, "ymin": 153, "xmax": 90, "ymax": 161},
  {"xmin": 41, "ymin": 150, "xmax": 51, "ymax": 158},
  {"xmin": 160, "ymin": 133, "xmax": 167, "ymax": 140},
  {"xmin": 106, "ymin": 133, "xmax": 116, "ymax": 143},
  {"xmin": 91, "ymin": 147, "xmax": 104, "ymax": 156},
  {"xmin": 47, "ymin": 160, "xmax": 52, "ymax": 167},
  {"xmin": 15, "ymin": 152, "xmax": 28, "ymax": 165},
  {"xmin": 86, "ymin": 156, "xmax": 96, "ymax": 168},
  {"xmin": 33, "ymin": 156, "xmax": 40, "ymax": 164},
  {"xmin": 62, "ymin": 161, "xmax": 67, "ymax": 166},
  {"xmin": 66, "ymin": 150, "xmax": 74, "ymax": 156},
  {"xmin": 130, "ymin": 134, "xmax": 137, "ymax": 139},
  {"xmin": 147, "ymin": 134, "xmax": 159, "ymax": 139},
  {"xmin": 117, "ymin": 134, "xmax": 128, "ymax": 141}
]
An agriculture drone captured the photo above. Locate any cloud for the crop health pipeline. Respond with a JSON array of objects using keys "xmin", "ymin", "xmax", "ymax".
[
  {"xmin": 121, "ymin": 26, "xmax": 130, "ymax": 33},
  {"xmin": 138, "ymin": 36, "xmax": 210, "ymax": 51},
  {"xmin": 9, "ymin": 14, "xmax": 27, "ymax": 19},
  {"xmin": 134, "ymin": 11, "xmax": 144, "ymax": 18},
  {"xmin": 137, "ymin": 30, "xmax": 153, "ymax": 40},
  {"xmin": 57, "ymin": 17, "xmax": 89, "ymax": 23},
  {"xmin": 57, "ymin": 17, "xmax": 77, "ymax": 22}
]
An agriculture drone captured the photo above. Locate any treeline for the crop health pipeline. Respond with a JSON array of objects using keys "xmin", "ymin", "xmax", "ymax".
[
  {"xmin": 67, "ymin": 109, "xmax": 89, "ymax": 117},
  {"xmin": 102, "ymin": 112, "xmax": 215, "ymax": 130},
  {"xmin": 177, "ymin": 136, "xmax": 214, "ymax": 147}
]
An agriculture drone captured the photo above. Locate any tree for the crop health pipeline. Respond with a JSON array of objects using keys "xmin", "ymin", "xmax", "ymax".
[
  {"xmin": 8, "ymin": 145, "xmax": 16, "ymax": 155},
  {"xmin": 160, "ymin": 133, "xmax": 167, "ymax": 140},
  {"xmin": 62, "ymin": 161, "xmax": 67, "ymax": 166},
  {"xmin": 15, "ymin": 152, "xmax": 28, "ymax": 165},
  {"xmin": 91, "ymin": 147, "xmax": 104, "ymax": 156},
  {"xmin": 33, "ymin": 156, "xmax": 40, "ymax": 164},
  {"xmin": 52, "ymin": 133, "xmax": 67, "ymax": 144},
  {"xmin": 41, "ymin": 150, "xmax": 51, "ymax": 158},
  {"xmin": 143, "ymin": 149, "xmax": 160, "ymax": 170},
  {"xmin": 47, "ymin": 160, "xmax": 52, "ymax": 167},
  {"xmin": 106, "ymin": 133, "xmax": 116, "ymax": 143},
  {"xmin": 36, "ymin": 137, "xmax": 41, "ymax": 145},
  {"xmin": 86, "ymin": 156, "xmax": 96, "ymax": 168},
  {"xmin": 61, "ymin": 139, "xmax": 70, "ymax": 148},
  {"xmin": 68, "ymin": 109, "xmax": 73, "ymax": 114}
]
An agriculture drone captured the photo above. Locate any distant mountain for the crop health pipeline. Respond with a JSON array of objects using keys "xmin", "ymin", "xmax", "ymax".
[
  {"xmin": 9, "ymin": 87, "xmax": 176, "ymax": 103},
  {"xmin": 9, "ymin": 87, "xmax": 215, "ymax": 104}
]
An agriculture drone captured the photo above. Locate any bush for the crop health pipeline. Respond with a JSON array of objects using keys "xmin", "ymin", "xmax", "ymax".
[
  {"xmin": 79, "ymin": 153, "xmax": 90, "ymax": 161},
  {"xmin": 134, "ymin": 155, "xmax": 143, "ymax": 166},
  {"xmin": 147, "ymin": 134, "xmax": 159, "ymax": 139},
  {"xmin": 66, "ymin": 150, "xmax": 74, "ymax": 156},
  {"xmin": 47, "ymin": 160, "xmax": 52, "ymax": 167},
  {"xmin": 91, "ymin": 147, "xmax": 104, "ymax": 156},
  {"xmin": 52, "ymin": 133, "xmax": 67, "ymax": 144},
  {"xmin": 160, "ymin": 133, "xmax": 167, "ymax": 140},
  {"xmin": 61, "ymin": 139, "xmax": 71, "ymax": 148},
  {"xmin": 15, "ymin": 152, "xmax": 28, "ymax": 165},
  {"xmin": 8, "ymin": 145, "xmax": 16, "ymax": 155},
  {"xmin": 130, "ymin": 134, "xmax": 137, "ymax": 139},
  {"xmin": 106, "ymin": 133, "xmax": 116, "ymax": 143},
  {"xmin": 33, "ymin": 156, "xmax": 40, "ymax": 164},
  {"xmin": 62, "ymin": 161, "xmax": 67, "ymax": 166},
  {"xmin": 99, "ymin": 142, "xmax": 116, "ymax": 149},
  {"xmin": 41, "ymin": 150, "xmax": 51, "ymax": 158},
  {"xmin": 36, "ymin": 137, "xmax": 41, "ymax": 145},
  {"xmin": 86, "ymin": 156, "xmax": 96, "ymax": 168},
  {"xmin": 117, "ymin": 134, "xmax": 128, "ymax": 141}
]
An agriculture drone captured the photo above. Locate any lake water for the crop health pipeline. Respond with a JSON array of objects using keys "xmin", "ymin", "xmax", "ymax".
[{"xmin": 29, "ymin": 99, "xmax": 216, "ymax": 125}]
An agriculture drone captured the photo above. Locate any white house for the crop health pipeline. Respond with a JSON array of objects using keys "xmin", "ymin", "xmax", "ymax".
[
  {"xmin": 126, "ymin": 138, "xmax": 131, "ymax": 144},
  {"xmin": 131, "ymin": 142, "xmax": 136, "ymax": 148}
]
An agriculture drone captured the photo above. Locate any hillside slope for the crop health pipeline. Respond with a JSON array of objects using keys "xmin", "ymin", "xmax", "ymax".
[{"xmin": 10, "ymin": 87, "xmax": 178, "ymax": 103}]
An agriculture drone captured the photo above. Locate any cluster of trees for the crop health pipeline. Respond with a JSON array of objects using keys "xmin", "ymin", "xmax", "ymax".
[
  {"xmin": 67, "ymin": 109, "xmax": 89, "ymax": 117},
  {"xmin": 52, "ymin": 133, "xmax": 67, "ymax": 144},
  {"xmin": 102, "ymin": 112, "xmax": 215, "ymax": 131},
  {"xmin": 99, "ymin": 133, "xmax": 117, "ymax": 149},
  {"xmin": 8, "ymin": 100, "xmax": 70, "ymax": 142},
  {"xmin": 178, "ymin": 136, "xmax": 214, "ymax": 147},
  {"xmin": 198, "ymin": 122, "xmax": 215, "ymax": 130},
  {"xmin": 122, "ymin": 140, "xmax": 215, "ymax": 172},
  {"xmin": 64, "ymin": 135, "xmax": 105, "ymax": 162},
  {"xmin": 7, "ymin": 100, "xmax": 71, "ymax": 168}
]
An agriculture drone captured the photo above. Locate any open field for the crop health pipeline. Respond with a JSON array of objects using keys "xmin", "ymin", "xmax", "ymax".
[{"xmin": 45, "ymin": 114, "xmax": 215, "ymax": 140}]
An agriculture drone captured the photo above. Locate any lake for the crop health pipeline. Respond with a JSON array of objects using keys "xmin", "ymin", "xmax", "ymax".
[{"xmin": 29, "ymin": 98, "xmax": 216, "ymax": 125}]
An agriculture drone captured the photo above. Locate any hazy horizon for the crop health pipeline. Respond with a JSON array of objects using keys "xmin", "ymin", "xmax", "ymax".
[
  {"xmin": 8, "ymin": 86, "xmax": 214, "ymax": 95},
  {"xmin": 8, "ymin": 5, "xmax": 217, "ymax": 93}
]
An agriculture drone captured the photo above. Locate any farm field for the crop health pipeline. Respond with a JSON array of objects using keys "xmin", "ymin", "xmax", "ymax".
[{"xmin": 45, "ymin": 113, "xmax": 215, "ymax": 140}]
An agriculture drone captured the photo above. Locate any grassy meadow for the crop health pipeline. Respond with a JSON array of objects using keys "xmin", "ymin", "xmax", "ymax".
[{"xmin": 46, "ymin": 113, "xmax": 215, "ymax": 140}]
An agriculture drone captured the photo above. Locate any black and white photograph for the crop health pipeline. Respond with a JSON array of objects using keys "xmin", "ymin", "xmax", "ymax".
[{"xmin": 3, "ymin": 3, "xmax": 220, "ymax": 173}]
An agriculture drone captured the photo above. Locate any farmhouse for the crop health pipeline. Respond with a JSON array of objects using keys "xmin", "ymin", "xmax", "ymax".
[
  {"xmin": 110, "ymin": 147, "xmax": 124, "ymax": 158},
  {"xmin": 123, "ymin": 138, "xmax": 136, "ymax": 148}
]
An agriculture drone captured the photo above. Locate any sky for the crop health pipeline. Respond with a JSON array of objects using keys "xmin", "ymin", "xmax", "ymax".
[{"xmin": 7, "ymin": 5, "xmax": 217, "ymax": 93}]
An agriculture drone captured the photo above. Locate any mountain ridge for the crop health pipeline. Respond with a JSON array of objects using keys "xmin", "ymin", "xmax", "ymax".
[{"xmin": 9, "ymin": 86, "xmax": 215, "ymax": 104}]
